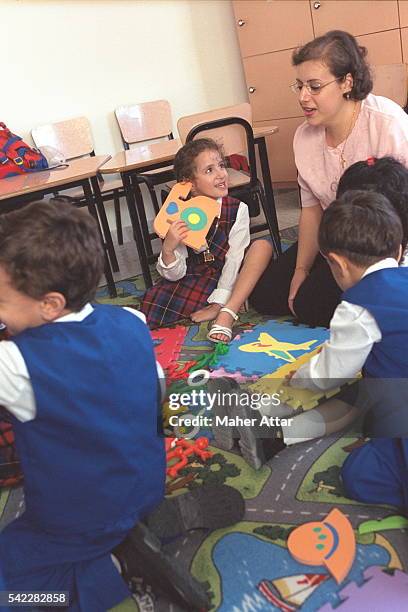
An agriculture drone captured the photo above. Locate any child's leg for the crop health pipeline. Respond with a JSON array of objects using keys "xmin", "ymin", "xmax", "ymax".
[
  {"xmin": 282, "ymin": 399, "xmax": 360, "ymax": 444},
  {"xmin": 209, "ymin": 378, "xmax": 360, "ymax": 469},
  {"xmin": 231, "ymin": 391, "xmax": 360, "ymax": 469},
  {"xmin": 209, "ymin": 239, "xmax": 273, "ymax": 342},
  {"xmin": 0, "ymin": 515, "xmax": 130, "ymax": 611},
  {"xmin": 236, "ymin": 398, "xmax": 359, "ymax": 469},
  {"xmin": 113, "ymin": 523, "xmax": 210, "ymax": 611},
  {"xmin": 341, "ymin": 438, "xmax": 408, "ymax": 510}
]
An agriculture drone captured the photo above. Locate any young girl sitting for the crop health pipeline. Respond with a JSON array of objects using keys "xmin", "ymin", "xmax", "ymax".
[{"xmin": 141, "ymin": 138, "xmax": 250, "ymax": 331}]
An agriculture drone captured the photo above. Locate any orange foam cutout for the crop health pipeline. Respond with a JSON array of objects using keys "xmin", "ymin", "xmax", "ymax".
[
  {"xmin": 287, "ymin": 508, "xmax": 356, "ymax": 584},
  {"xmin": 153, "ymin": 182, "xmax": 219, "ymax": 250}
]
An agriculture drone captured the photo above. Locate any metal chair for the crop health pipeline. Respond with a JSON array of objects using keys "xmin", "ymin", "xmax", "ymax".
[
  {"xmin": 31, "ymin": 116, "xmax": 123, "ymax": 271},
  {"xmin": 183, "ymin": 114, "xmax": 281, "ymax": 254},
  {"xmin": 115, "ymin": 100, "xmax": 176, "ymax": 216}
]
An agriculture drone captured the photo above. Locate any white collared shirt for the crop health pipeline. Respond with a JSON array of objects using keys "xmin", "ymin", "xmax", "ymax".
[
  {"xmin": 290, "ymin": 258, "xmax": 398, "ymax": 392},
  {"xmin": 0, "ymin": 305, "xmax": 163, "ymax": 423},
  {"xmin": 156, "ymin": 199, "xmax": 250, "ymax": 305}
]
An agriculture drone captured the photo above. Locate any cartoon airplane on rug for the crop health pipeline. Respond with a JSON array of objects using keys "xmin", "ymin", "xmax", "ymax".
[{"xmin": 239, "ymin": 332, "xmax": 317, "ymax": 363}]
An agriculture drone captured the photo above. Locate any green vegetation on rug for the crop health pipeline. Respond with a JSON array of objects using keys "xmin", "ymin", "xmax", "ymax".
[
  {"xmin": 166, "ymin": 448, "xmax": 271, "ymax": 499},
  {"xmin": 297, "ymin": 436, "xmax": 362, "ymax": 505}
]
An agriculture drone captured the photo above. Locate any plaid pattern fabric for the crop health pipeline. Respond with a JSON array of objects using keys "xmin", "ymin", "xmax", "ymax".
[
  {"xmin": 141, "ymin": 197, "xmax": 240, "ymax": 328},
  {"xmin": 0, "ymin": 411, "xmax": 23, "ymax": 488}
]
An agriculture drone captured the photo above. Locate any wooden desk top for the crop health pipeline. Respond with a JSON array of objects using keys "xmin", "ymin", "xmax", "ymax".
[
  {"xmin": 100, "ymin": 125, "xmax": 278, "ymax": 175},
  {"xmin": 100, "ymin": 139, "xmax": 182, "ymax": 174},
  {"xmin": 253, "ymin": 125, "xmax": 279, "ymax": 138},
  {"xmin": 0, "ymin": 155, "xmax": 110, "ymax": 201}
]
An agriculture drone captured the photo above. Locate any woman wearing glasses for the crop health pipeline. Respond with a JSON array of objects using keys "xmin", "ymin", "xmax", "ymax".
[{"xmin": 208, "ymin": 30, "xmax": 408, "ymax": 343}]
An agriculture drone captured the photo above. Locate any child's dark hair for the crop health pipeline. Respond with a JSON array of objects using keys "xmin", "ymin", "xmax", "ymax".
[
  {"xmin": 173, "ymin": 138, "xmax": 223, "ymax": 182},
  {"xmin": 292, "ymin": 30, "xmax": 372, "ymax": 100},
  {"xmin": 319, "ymin": 190, "xmax": 403, "ymax": 267},
  {"xmin": 337, "ymin": 156, "xmax": 408, "ymax": 253},
  {"xmin": 0, "ymin": 199, "xmax": 104, "ymax": 310}
]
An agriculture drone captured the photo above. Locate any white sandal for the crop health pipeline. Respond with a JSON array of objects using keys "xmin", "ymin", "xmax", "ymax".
[{"xmin": 207, "ymin": 307, "xmax": 239, "ymax": 344}]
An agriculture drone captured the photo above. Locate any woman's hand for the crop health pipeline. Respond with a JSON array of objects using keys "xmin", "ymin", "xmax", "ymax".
[{"xmin": 288, "ymin": 268, "xmax": 309, "ymax": 316}]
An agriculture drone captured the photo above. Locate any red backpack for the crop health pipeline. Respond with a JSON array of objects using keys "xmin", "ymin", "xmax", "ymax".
[{"xmin": 0, "ymin": 122, "xmax": 48, "ymax": 179}]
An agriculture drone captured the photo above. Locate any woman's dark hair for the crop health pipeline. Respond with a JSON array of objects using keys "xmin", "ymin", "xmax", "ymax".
[
  {"xmin": 173, "ymin": 138, "xmax": 223, "ymax": 182},
  {"xmin": 337, "ymin": 156, "xmax": 408, "ymax": 253},
  {"xmin": 0, "ymin": 199, "xmax": 104, "ymax": 310},
  {"xmin": 319, "ymin": 190, "xmax": 402, "ymax": 267},
  {"xmin": 292, "ymin": 30, "xmax": 372, "ymax": 100}
]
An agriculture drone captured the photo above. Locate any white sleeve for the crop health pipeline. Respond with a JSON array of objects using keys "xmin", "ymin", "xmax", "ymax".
[
  {"xmin": 156, "ymin": 244, "xmax": 187, "ymax": 281},
  {"xmin": 207, "ymin": 202, "xmax": 250, "ymax": 305},
  {"xmin": 0, "ymin": 341, "xmax": 36, "ymax": 422},
  {"xmin": 123, "ymin": 307, "xmax": 166, "ymax": 398},
  {"xmin": 386, "ymin": 118, "xmax": 408, "ymax": 167},
  {"xmin": 290, "ymin": 301, "xmax": 381, "ymax": 392}
]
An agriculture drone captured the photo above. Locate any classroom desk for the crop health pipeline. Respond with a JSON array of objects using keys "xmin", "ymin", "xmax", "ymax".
[
  {"xmin": 100, "ymin": 126, "xmax": 279, "ymax": 288},
  {"xmin": 0, "ymin": 156, "xmax": 117, "ymax": 297}
]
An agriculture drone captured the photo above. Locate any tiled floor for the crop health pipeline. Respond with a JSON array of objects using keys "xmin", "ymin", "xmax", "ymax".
[{"xmin": 104, "ymin": 187, "xmax": 300, "ymax": 284}]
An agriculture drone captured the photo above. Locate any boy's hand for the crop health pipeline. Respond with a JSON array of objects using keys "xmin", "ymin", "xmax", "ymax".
[{"xmin": 163, "ymin": 220, "xmax": 189, "ymax": 253}]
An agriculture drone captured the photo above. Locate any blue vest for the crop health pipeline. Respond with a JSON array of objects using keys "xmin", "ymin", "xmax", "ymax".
[
  {"xmin": 344, "ymin": 267, "xmax": 408, "ymax": 378},
  {"xmin": 344, "ymin": 268, "xmax": 408, "ymax": 436},
  {"xmin": 12, "ymin": 304, "xmax": 165, "ymax": 534}
]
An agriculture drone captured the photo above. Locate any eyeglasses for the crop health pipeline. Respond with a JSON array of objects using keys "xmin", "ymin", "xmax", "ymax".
[{"xmin": 290, "ymin": 77, "xmax": 344, "ymax": 95}]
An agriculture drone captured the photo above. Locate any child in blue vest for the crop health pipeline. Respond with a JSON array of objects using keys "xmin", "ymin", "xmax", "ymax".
[
  {"xmin": 0, "ymin": 200, "xmax": 246, "ymax": 611},
  {"xmin": 140, "ymin": 138, "xmax": 250, "ymax": 331},
  {"xmin": 219, "ymin": 189, "xmax": 408, "ymax": 508},
  {"xmin": 0, "ymin": 200, "xmax": 166, "ymax": 610},
  {"xmin": 292, "ymin": 190, "xmax": 408, "ymax": 513}
]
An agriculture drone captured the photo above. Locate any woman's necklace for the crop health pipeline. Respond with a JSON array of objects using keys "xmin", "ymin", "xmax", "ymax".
[
  {"xmin": 330, "ymin": 102, "xmax": 359, "ymax": 192},
  {"xmin": 339, "ymin": 102, "xmax": 358, "ymax": 170}
]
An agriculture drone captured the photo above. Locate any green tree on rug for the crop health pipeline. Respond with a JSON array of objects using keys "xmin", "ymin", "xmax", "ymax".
[
  {"xmin": 312, "ymin": 465, "xmax": 345, "ymax": 497},
  {"xmin": 177, "ymin": 453, "xmax": 240, "ymax": 489},
  {"xmin": 253, "ymin": 525, "xmax": 294, "ymax": 541}
]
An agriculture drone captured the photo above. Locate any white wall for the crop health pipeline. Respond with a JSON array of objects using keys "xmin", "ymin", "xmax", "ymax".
[
  {"xmin": 3, "ymin": 0, "xmax": 247, "ymax": 155},
  {"xmin": 3, "ymin": 0, "xmax": 248, "ymax": 231}
]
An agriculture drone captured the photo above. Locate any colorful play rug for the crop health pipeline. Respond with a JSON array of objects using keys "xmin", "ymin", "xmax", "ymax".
[
  {"xmin": 103, "ymin": 282, "xmax": 407, "ymax": 610},
  {"xmin": 1, "ymin": 265, "xmax": 407, "ymax": 611}
]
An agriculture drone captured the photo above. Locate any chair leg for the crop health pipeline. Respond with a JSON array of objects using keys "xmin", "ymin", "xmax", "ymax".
[
  {"xmin": 90, "ymin": 176, "xmax": 120, "ymax": 273},
  {"xmin": 147, "ymin": 184, "xmax": 161, "ymax": 216},
  {"xmin": 114, "ymin": 191, "xmax": 123, "ymax": 246}
]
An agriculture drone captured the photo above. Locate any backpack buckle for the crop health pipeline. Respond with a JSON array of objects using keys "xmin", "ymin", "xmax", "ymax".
[{"xmin": 14, "ymin": 157, "xmax": 24, "ymax": 166}]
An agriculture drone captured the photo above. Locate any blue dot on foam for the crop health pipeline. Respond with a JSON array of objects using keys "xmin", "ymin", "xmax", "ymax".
[
  {"xmin": 313, "ymin": 527, "xmax": 322, "ymax": 532},
  {"xmin": 166, "ymin": 202, "xmax": 179, "ymax": 214},
  {"xmin": 316, "ymin": 544, "xmax": 325, "ymax": 550}
]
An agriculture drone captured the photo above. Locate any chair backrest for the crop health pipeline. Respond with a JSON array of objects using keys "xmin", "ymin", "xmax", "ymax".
[
  {"xmin": 186, "ymin": 116, "xmax": 257, "ymax": 189},
  {"xmin": 31, "ymin": 116, "xmax": 94, "ymax": 160},
  {"xmin": 115, "ymin": 100, "xmax": 173, "ymax": 148},
  {"xmin": 177, "ymin": 103, "xmax": 252, "ymax": 148},
  {"xmin": 372, "ymin": 63, "xmax": 408, "ymax": 107}
]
